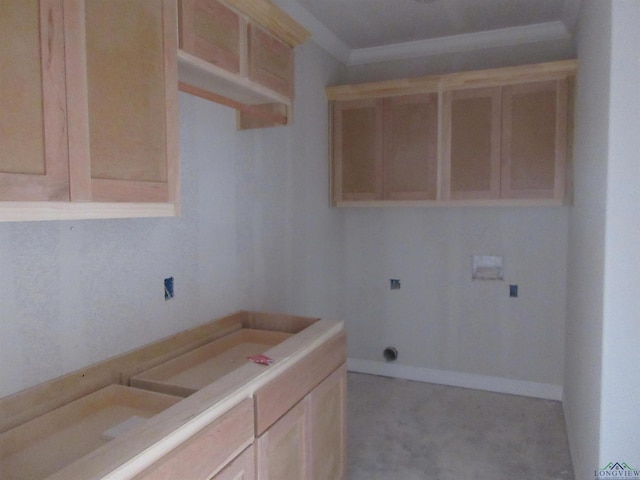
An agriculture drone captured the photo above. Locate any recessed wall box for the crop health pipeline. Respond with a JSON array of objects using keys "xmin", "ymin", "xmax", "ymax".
[{"xmin": 472, "ymin": 256, "xmax": 504, "ymax": 280}]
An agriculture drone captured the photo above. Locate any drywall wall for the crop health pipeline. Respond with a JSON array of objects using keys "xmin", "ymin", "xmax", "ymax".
[
  {"xmin": 563, "ymin": 1, "xmax": 610, "ymax": 477},
  {"xmin": 0, "ymin": 41, "xmax": 346, "ymax": 399},
  {"xmin": 599, "ymin": 0, "xmax": 640, "ymax": 467},
  {"xmin": 344, "ymin": 206, "xmax": 569, "ymax": 397}
]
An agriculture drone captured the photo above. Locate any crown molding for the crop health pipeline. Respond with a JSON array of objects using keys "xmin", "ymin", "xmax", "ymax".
[
  {"xmin": 348, "ymin": 21, "xmax": 571, "ymax": 65},
  {"xmin": 270, "ymin": 0, "xmax": 351, "ymax": 63},
  {"xmin": 272, "ymin": 1, "xmax": 572, "ymax": 67}
]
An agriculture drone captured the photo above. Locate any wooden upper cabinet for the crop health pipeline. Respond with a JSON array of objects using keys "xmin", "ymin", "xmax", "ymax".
[
  {"xmin": 177, "ymin": 0, "xmax": 308, "ymax": 129},
  {"xmin": 331, "ymin": 99, "xmax": 383, "ymax": 202},
  {"xmin": 179, "ymin": 0, "xmax": 242, "ymax": 74},
  {"xmin": 64, "ymin": 0, "xmax": 179, "ymax": 203},
  {"xmin": 0, "ymin": 0, "xmax": 69, "ymax": 201},
  {"xmin": 328, "ymin": 60, "xmax": 576, "ymax": 206},
  {"xmin": 248, "ymin": 23, "xmax": 294, "ymax": 99},
  {"xmin": 384, "ymin": 93, "xmax": 438, "ymax": 201},
  {"xmin": 442, "ymin": 87, "xmax": 501, "ymax": 200},
  {"xmin": 501, "ymin": 79, "xmax": 568, "ymax": 200}
]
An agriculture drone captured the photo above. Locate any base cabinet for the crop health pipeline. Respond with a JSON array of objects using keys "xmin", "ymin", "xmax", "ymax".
[
  {"xmin": 214, "ymin": 446, "xmax": 256, "ymax": 480},
  {"xmin": 256, "ymin": 363, "xmax": 347, "ymax": 480}
]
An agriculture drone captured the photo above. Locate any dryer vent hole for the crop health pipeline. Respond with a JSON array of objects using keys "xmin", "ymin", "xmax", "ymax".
[{"xmin": 383, "ymin": 347, "xmax": 398, "ymax": 362}]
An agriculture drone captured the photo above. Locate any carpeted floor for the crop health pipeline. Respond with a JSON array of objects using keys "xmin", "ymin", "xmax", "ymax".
[{"xmin": 347, "ymin": 373, "xmax": 574, "ymax": 480}]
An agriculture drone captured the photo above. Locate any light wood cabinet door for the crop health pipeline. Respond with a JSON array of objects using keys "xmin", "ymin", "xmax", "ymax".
[
  {"xmin": 442, "ymin": 87, "xmax": 502, "ymax": 200},
  {"xmin": 0, "ymin": 0, "xmax": 69, "ymax": 201},
  {"xmin": 306, "ymin": 364, "xmax": 347, "ymax": 480},
  {"xmin": 64, "ymin": 0, "xmax": 179, "ymax": 203},
  {"xmin": 248, "ymin": 24, "xmax": 294, "ymax": 99},
  {"xmin": 213, "ymin": 445, "xmax": 255, "ymax": 480},
  {"xmin": 256, "ymin": 400, "xmax": 308, "ymax": 480},
  {"xmin": 383, "ymin": 94, "xmax": 438, "ymax": 200},
  {"xmin": 179, "ymin": 0, "xmax": 242, "ymax": 74},
  {"xmin": 501, "ymin": 79, "xmax": 568, "ymax": 200},
  {"xmin": 331, "ymin": 99, "xmax": 383, "ymax": 203}
]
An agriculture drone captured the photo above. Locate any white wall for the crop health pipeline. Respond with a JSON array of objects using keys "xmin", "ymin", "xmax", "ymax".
[
  {"xmin": 564, "ymin": 1, "xmax": 640, "ymax": 476},
  {"xmin": 563, "ymin": 1, "xmax": 610, "ymax": 475},
  {"xmin": 344, "ymin": 206, "xmax": 569, "ymax": 397},
  {"xmin": 599, "ymin": 0, "xmax": 640, "ymax": 467},
  {"xmin": 0, "ymin": 41, "xmax": 345, "ymax": 399}
]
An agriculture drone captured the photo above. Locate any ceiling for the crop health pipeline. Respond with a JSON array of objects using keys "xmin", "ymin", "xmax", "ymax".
[{"xmin": 272, "ymin": 0, "xmax": 582, "ymax": 65}]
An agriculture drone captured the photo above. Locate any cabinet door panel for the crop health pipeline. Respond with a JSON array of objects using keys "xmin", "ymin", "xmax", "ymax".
[
  {"xmin": 256, "ymin": 400, "xmax": 307, "ymax": 480},
  {"xmin": 0, "ymin": 0, "xmax": 69, "ymax": 201},
  {"xmin": 213, "ymin": 445, "xmax": 255, "ymax": 480},
  {"xmin": 65, "ymin": 0, "xmax": 179, "ymax": 203},
  {"xmin": 383, "ymin": 94, "xmax": 438, "ymax": 200},
  {"xmin": 248, "ymin": 24, "xmax": 294, "ymax": 99},
  {"xmin": 331, "ymin": 99, "xmax": 383, "ymax": 202},
  {"xmin": 443, "ymin": 87, "xmax": 501, "ymax": 200},
  {"xmin": 501, "ymin": 80, "xmax": 567, "ymax": 200},
  {"xmin": 179, "ymin": 0, "xmax": 242, "ymax": 74},
  {"xmin": 306, "ymin": 364, "xmax": 346, "ymax": 480}
]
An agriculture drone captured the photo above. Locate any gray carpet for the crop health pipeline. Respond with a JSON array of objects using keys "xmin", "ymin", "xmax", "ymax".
[{"xmin": 347, "ymin": 373, "xmax": 574, "ymax": 480}]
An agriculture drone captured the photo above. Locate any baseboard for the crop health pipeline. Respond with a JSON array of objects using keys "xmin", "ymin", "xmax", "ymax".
[{"xmin": 347, "ymin": 358, "xmax": 563, "ymax": 401}]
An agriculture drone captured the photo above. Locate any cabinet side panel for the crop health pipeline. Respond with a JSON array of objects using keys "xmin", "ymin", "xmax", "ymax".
[
  {"xmin": 384, "ymin": 94, "xmax": 438, "ymax": 200},
  {"xmin": 85, "ymin": 0, "xmax": 167, "ymax": 183}
]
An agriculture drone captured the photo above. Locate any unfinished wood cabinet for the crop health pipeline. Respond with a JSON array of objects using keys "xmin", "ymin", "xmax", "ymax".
[
  {"xmin": 331, "ymin": 99, "xmax": 383, "ymax": 201},
  {"xmin": 501, "ymin": 79, "xmax": 568, "ymax": 200},
  {"xmin": 64, "ymin": 0, "xmax": 179, "ymax": 203},
  {"xmin": 305, "ymin": 364, "xmax": 347, "ymax": 480},
  {"xmin": 256, "ymin": 398, "xmax": 308, "ymax": 480},
  {"xmin": 331, "ymin": 94, "xmax": 438, "ymax": 203},
  {"xmin": 0, "ymin": 0, "xmax": 179, "ymax": 221},
  {"xmin": 254, "ymin": 332, "xmax": 347, "ymax": 480},
  {"xmin": 0, "ymin": 0, "xmax": 68, "ymax": 202},
  {"xmin": 178, "ymin": 0, "xmax": 308, "ymax": 129},
  {"xmin": 134, "ymin": 399, "xmax": 254, "ymax": 480},
  {"xmin": 442, "ymin": 87, "xmax": 502, "ymax": 200},
  {"xmin": 0, "ymin": 312, "xmax": 345, "ymax": 480},
  {"xmin": 179, "ymin": 0, "xmax": 242, "ymax": 75},
  {"xmin": 384, "ymin": 93, "xmax": 439, "ymax": 201},
  {"xmin": 0, "ymin": 385, "xmax": 181, "ymax": 480},
  {"xmin": 328, "ymin": 60, "xmax": 576, "ymax": 207},
  {"xmin": 256, "ymin": 365, "xmax": 347, "ymax": 480},
  {"xmin": 213, "ymin": 445, "xmax": 255, "ymax": 480},
  {"xmin": 248, "ymin": 23, "xmax": 294, "ymax": 99}
]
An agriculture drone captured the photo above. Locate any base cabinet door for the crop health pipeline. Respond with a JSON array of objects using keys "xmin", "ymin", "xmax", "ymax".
[
  {"xmin": 213, "ymin": 445, "xmax": 255, "ymax": 480},
  {"xmin": 256, "ymin": 400, "xmax": 308, "ymax": 480},
  {"xmin": 306, "ymin": 364, "xmax": 347, "ymax": 480},
  {"xmin": 255, "ymin": 363, "xmax": 347, "ymax": 480}
]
